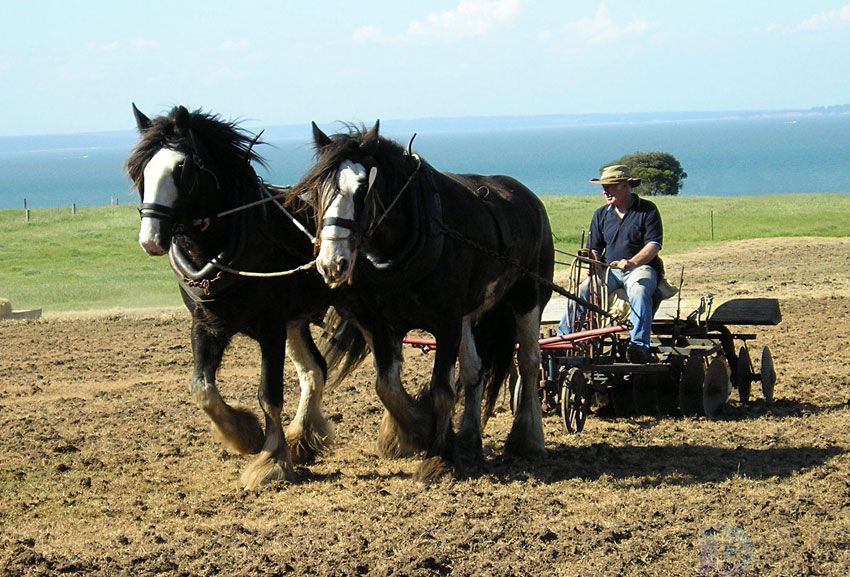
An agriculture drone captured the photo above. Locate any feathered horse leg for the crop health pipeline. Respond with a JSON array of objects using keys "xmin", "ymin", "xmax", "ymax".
[
  {"xmin": 372, "ymin": 332, "xmax": 433, "ymax": 459},
  {"xmin": 453, "ymin": 315, "xmax": 486, "ymax": 478},
  {"xmin": 414, "ymin": 321, "xmax": 461, "ymax": 483},
  {"xmin": 190, "ymin": 320, "xmax": 264, "ymax": 455},
  {"xmin": 240, "ymin": 326, "xmax": 297, "ymax": 489},
  {"xmin": 285, "ymin": 321, "xmax": 335, "ymax": 463},
  {"xmin": 504, "ymin": 304, "xmax": 547, "ymax": 460}
]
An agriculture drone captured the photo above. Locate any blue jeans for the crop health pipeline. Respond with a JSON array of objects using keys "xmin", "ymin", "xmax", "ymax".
[{"xmin": 557, "ymin": 265, "xmax": 658, "ymax": 348}]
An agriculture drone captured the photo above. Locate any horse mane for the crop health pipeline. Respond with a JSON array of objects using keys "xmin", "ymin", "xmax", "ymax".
[
  {"xmin": 126, "ymin": 106, "xmax": 267, "ymax": 191},
  {"xmin": 289, "ymin": 123, "xmax": 413, "ymax": 213}
]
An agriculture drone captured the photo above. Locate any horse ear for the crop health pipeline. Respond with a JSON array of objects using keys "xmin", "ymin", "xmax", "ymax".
[
  {"xmin": 360, "ymin": 119, "xmax": 380, "ymax": 156},
  {"xmin": 311, "ymin": 121, "xmax": 332, "ymax": 149},
  {"xmin": 132, "ymin": 103, "xmax": 151, "ymax": 132},
  {"xmin": 174, "ymin": 105, "xmax": 191, "ymax": 134}
]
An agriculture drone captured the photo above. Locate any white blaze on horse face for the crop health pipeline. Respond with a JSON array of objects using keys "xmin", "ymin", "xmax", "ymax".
[
  {"xmin": 138, "ymin": 148, "xmax": 186, "ymax": 256},
  {"xmin": 317, "ymin": 160, "xmax": 366, "ymax": 286}
]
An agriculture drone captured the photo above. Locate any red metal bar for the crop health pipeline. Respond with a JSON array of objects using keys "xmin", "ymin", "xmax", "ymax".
[
  {"xmin": 402, "ymin": 323, "xmax": 629, "ymax": 352},
  {"xmin": 538, "ymin": 324, "xmax": 630, "ymax": 346},
  {"xmin": 402, "ymin": 336, "xmax": 437, "ymax": 351}
]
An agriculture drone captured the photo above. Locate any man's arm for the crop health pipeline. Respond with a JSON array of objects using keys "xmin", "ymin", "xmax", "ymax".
[{"xmin": 611, "ymin": 242, "xmax": 660, "ymax": 271}]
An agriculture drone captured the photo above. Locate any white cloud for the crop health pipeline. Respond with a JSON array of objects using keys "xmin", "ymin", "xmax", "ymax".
[
  {"xmin": 407, "ymin": 0, "xmax": 520, "ymax": 41},
  {"xmin": 798, "ymin": 4, "xmax": 850, "ymax": 31},
  {"xmin": 561, "ymin": 4, "xmax": 655, "ymax": 46},
  {"xmin": 353, "ymin": 0, "xmax": 520, "ymax": 44}
]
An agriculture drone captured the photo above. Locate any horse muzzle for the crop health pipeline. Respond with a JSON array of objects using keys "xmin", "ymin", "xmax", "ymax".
[
  {"xmin": 138, "ymin": 203, "xmax": 176, "ymax": 256},
  {"xmin": 138, "ymin": 217, "xmax": 172, "ymax": 256},
  {"xmin": 317, "ymin": 249, "xmax": 356, "ymax": 288}
]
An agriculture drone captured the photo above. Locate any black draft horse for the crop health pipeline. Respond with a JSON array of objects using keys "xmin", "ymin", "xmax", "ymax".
[
  {"xmin": 127, "ymin": 104, "xmax": 334, "ymax": 489},
  {"xmin": 297, "ymin": 121, "xmax": 554, "ymax": 481}
]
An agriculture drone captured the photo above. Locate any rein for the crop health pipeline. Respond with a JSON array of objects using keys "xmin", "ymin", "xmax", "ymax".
[
  {"xmin": 433, "ymin": 219, "xmax": 616, "ymax": 320},
  {"xmin": 201, "ymin": 183, "xmax": 317, "ymax": 277},
  {"xmin": 154, "ymin": 179, "xmax": 318, "ymax": 284},
  {"xmin": 365, "ymin": 154, "xmax": 422, "ymax": 235},
  {"xmin": 188, "ymin": 183, "xmax": 317, "ymax": 245}
]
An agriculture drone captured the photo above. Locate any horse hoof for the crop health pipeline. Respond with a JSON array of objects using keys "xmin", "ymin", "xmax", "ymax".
[
  {"xmin": 287, "ymin": 437, "xmax": 320, "ymax": 464},
  {"xmin": 453, "ymin": 429, "xmax": 484, "ymax": 478},
  {"xmin": 504, "ymin": 433, "xmax": 548, "ymax": 461},
  {"xmin": 209, "ymin": 405, "xmax": 264, "ymax": 455},
  {"xmin": 239, "ymin": 451, "xmax": 297, "ymax": 490},
  {"xmin": 414, "ymin": 456, "xmax": 451, "ymax": 484},
  {"xmin": 286, "ymin": 422, "xmax": 334, "ymax": 464},
  {"xmin": 452, "ymin": 458, "xmax": 484, "ymax": 480},
  {"xmin": 377, "ymin": 411, "xmax": 426, "ymax": 459}
]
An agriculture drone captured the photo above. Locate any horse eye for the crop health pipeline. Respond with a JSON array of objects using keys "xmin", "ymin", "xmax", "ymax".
[{"xmin": 173, "ymin": 162, "xmax": 184, "ymax": 185}]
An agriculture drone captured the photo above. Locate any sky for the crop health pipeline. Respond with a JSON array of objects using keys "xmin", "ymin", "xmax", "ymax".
[{"xmin": 1, "ymin": 1, "xmax": 849, "ymax": 137}]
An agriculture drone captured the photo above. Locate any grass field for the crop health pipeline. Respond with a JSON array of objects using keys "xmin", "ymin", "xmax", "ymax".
[{"xmin": 1, "ymin": 194, "xmax": 848, "ymax": 312}]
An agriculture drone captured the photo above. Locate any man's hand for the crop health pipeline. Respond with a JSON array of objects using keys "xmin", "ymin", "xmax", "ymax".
[{"xmin": 612, "ymin": 259, "xmax": 636, "ymax": 271}]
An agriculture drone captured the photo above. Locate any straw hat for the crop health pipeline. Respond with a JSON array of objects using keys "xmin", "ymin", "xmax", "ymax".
[{"xmin": 591, "ymin": 164, "xmax": 642, "ymax": 187}]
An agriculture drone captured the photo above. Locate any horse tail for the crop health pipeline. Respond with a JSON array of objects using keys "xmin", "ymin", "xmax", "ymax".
[
  {"xmin": 476, "ymin": 303, "xmax": 517, "ymax": 428},
  {"xmin": 317, "ymin": 307, "xmax": 370, "ymax": 389}
]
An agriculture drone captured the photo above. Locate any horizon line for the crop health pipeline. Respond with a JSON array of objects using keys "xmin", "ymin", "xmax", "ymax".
[{"xmin": 2, "ymin": 103, "xmax": 849, "ymax": 140}]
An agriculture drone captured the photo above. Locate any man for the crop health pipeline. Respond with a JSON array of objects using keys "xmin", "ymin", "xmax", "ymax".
[{"xmin": 559, "ymin": 164, "xmax": 664, "ymax": 363}]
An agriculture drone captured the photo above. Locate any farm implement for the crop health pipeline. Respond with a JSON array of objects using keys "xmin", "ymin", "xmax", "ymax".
[{"xmin": 403, "ymin": 252, "xmax": 781, "ymax": 433}]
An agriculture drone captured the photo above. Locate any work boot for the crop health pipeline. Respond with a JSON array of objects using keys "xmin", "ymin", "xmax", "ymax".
[{"xmin": 627, "ymin": 343, "xmax": 652, "ymax": 364}]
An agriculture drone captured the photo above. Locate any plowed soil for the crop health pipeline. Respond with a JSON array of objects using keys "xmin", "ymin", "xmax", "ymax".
[{"xmin": 1, "ymin": 237, "xmax": 848, "ymax": 576}]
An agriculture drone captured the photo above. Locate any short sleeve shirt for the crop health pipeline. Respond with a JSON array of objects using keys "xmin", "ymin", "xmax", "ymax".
[{"xmin": 588, "ymin": 194, "xmax": 663, "ymax": 272}]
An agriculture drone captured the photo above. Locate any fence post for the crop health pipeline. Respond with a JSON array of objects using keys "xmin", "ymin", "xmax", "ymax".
[
  {"xmin": 25, "ymin": 209, "xmax": 30, "ymax": 223},
  {"xmin": 72, "ymin": 203, "xmax": 76, "ymax": 215}
]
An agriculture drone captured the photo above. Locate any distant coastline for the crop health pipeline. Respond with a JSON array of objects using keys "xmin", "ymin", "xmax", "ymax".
[
  {"xmin": 2, "ymin": 108, "xmax": 850, "ymax": 208},
  {"xmin": 1, "ymin": 104, "xmax": 849, "ymax": 149}
]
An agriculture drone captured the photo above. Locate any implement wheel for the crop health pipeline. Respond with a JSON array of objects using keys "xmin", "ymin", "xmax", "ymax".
[
  {"xmin": 703, "ymin": 356, "xmax": 730, "ymax": 418},
  {"xmin": 656, "ymin": 367, "xmax": 679, "ymax": 416},
  {"xmin": 633, "ymin": 373, "xmax": 659, "ymax": 416},
  {"xmin": 760, "ymin": 346, "xmax": 776, "ymax": 403},
  {"xmin": 679, "ymin": 353, "xmax": 706, "ymax": 417},
  {"xmin": 611, "ymin": 376, "xmax": 635, "ymax": 417},
  {"xmin": 735, "ymin": 345, "xmax": 753, "ymax": 406},
  {"xmin": 560, "ymin": 368, "xmax": 589, "ymax": 433}
]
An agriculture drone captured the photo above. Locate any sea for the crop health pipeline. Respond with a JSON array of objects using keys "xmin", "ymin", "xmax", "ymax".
[{"xmin": 2, "ymin": 114, "xmax": 850, "ymax": 210}]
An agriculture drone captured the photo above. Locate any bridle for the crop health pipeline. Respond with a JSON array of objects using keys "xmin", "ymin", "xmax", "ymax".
[
  {"xmin": 317, "ymin": 137, "xmax": 423, "ymax": 250},
  {"xmin": 138, "ymin": 144, "xmax": 221, "ymax": 228}
]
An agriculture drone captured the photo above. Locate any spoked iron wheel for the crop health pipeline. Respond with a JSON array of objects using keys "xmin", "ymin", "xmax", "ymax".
[
  {"xmin": 735, "ymin": 345, "xmax": 753, "ymax": 406},
  {"xmin": 560, "ymin": 368, "xmax": 589, "ymax": 433}
]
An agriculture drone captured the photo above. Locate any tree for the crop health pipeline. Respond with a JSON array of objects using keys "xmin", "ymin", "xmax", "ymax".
[{"xmin": 605, "ymin": 151, "xmax": 687, "ymax": 196}]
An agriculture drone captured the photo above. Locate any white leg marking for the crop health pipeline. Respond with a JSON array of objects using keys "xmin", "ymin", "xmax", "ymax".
[{"xmin": 458, "ymin": 316, "xmax": 483, "ymax": 438}]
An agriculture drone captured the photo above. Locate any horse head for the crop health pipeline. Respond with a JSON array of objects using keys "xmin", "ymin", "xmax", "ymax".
[
  {"xmin": 127, "ymin": 103, "xmax": 260, "ymax": 256},
  {"xmin": 306, "ymin": 120, "xmax": 421, "ymax": 287}
]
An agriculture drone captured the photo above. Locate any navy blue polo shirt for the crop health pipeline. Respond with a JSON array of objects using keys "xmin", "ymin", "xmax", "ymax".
[{"xmin": 588, "ymin": 194, "xmax": 663, "ymax": 272}]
